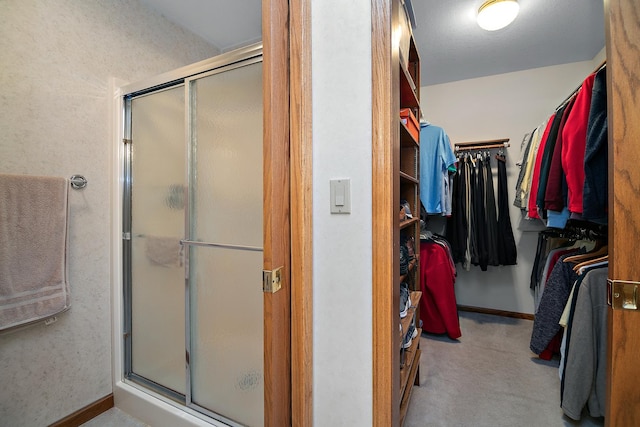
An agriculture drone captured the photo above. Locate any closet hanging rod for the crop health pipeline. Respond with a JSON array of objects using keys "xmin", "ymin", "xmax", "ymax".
[
  {"xmin": 556, "ymin": 60, "xmax": 606, "ymax": 111},
  {"xmin": 454, "ymin": 139, "xmax": 510, "ymax": 152}
]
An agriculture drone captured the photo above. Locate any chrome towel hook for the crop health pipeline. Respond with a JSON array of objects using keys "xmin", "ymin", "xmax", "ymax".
[{"xmin": 69, "ymin": 175, "xmax": 87, "ymax": 190}]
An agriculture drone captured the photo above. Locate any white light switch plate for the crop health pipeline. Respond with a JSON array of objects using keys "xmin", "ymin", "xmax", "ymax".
[{"xmin": 330, "ymin": 179, "xmax": 351, "ymax": 214}]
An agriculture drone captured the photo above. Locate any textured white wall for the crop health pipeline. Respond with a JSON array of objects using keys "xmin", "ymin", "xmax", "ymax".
[
  {"xmin": 0, "ymin": 1, "xmax": 218, "ymax": 425},
  {"xmin": 312, "ymin": 0, "xmax": 373, "ymax": 425},
  {"xmin": 421, "ymin": 60, "xmax": 598, "ymax": 314}
]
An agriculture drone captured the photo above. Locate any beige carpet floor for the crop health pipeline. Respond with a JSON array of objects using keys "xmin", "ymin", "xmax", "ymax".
[{"xmin": 403, "ymin": 310, "xmax": 605, "ymax": 427}]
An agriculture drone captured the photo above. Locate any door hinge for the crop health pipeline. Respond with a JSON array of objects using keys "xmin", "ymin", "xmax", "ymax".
[
  {"xmin": 263, "ymin": 267, "xmax": 283, "ymax": 293},
  {"xmin": 123, "ymin": 138, "xmax": 132, "ymax": 145},
  {"xmin": 122, "ymin": 232, "xmax": 131, "ymax": 240},
  {"xmin": 608, "ymin": 279, "xmax": 640, "ymax": 310}
]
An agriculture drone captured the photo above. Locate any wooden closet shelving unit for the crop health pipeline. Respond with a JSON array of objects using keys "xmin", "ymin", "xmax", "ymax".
[{"xmin": 397, "ymin": 28, "xmax": 422, "ymax": 427}]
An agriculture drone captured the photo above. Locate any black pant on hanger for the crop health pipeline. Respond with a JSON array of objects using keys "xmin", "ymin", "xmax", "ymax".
[{"xmin": 497, "ymin": 155, "xmax": 518, "ymax": 265}]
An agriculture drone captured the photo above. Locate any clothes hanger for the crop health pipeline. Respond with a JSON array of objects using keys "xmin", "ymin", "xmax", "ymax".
[
  {"xmin": 565, "ymin": 238, "xmax": 597, "ymax": 252},
  {"xmin": 573, "ymin": 255, "xmax": 608, "ymax": 273},
  {"xmin": 563, "ymin": 245, "xmax": 608, "ymax": 264}
]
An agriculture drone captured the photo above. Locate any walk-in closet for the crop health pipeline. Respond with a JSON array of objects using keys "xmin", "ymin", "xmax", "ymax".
[{"xmin": 397, "ymin": 0, "xmax": 627, "ymax": 426}]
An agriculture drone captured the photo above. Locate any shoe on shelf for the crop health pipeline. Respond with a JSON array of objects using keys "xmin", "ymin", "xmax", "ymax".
[
  {"xmin": 400, "ymin": 244, "xmax": 409, "ymax": 276},
  {"xmin": 403, "ymin": 323, "xmax": 418, "ymax": 349},
  {"xmin": 400, "ymin": 282, "xmax": 411, "ymax": 318},
  {"xmin": 400, "ymin": 199, "xmax": 413, "ymax": 219}
]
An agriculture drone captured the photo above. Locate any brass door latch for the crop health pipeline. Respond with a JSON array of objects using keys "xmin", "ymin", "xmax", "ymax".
[
  {"xmin": 608, "ymin": 279, "xmax": 640, "ymax": 310},
  {"xmin": 263, "ymin": 267, "xmax": 283, "ymax": 293}
]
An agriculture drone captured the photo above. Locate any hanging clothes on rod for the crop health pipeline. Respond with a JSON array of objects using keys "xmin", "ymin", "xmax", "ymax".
[
  {"xmin": 555, "ymin": 59, "xmax": 606, "ymax": 113},
  {"xmin": 419, "ymin": 122, "xmax": 457, "ymax": 216},
  {"xmin": 496, "ymin": 153, "xmax": 517, "ymax": 265},
  {"xmin": 560, "ymin": 264, "xmax": 608, "ymax": 421},
  {"xmin": 514, "ymin": 62, "xmax": 608, "ymax": 227},
  {"xmin": 454, "ymin": 138, "xmax": 510, "ymax": 152},
  {"xmin": 446, "ymin": 147, "xmax": 517, "ymax": 271}
]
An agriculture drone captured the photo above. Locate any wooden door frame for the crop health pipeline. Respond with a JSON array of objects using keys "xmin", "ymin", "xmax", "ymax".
[
  {"xmin": 372, "ymin": 0, "xmax": 401, "ymax": 426},
  {"xmin": 371, "ymin": 1, "xmax": 640, "ymax": 426},
  {"xmin": 604, "ymin": 0, "xmax": 640, "ymax": 425},
  {"xmin": 289, "ymin": 0, "xmax": 314, "ymax": 426},
  {"xmin": 263, "ymin": 0, "xmax": 313, "ymax": 425}
]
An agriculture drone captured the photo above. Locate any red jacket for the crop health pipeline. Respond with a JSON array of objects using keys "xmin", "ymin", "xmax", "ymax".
[
  {"xmin": 527, "ymin": 114, "xmax": 555, "ymax": 219},
  {"xmin": 419, "ymin": 241, "xmax": 461, "ymax": 339},
  {"xmin": 561, "ymin": 73, "xmax": 596, "ymax": 215},
  {"xmin": 545, "ymin": 96, "xmax": 576, "ymax": 211}
]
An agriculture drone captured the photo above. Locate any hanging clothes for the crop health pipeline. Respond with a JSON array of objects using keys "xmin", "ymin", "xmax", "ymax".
[
  {"xmin": 516, "ymin": 119, "xmax": 548, "ymax": 212},
  {"xmin": 535, "ymin": 103, "xmax": 569, "ymax": 219},
  {"xmin": 419, "ymin": 123, "xmax": 457, "ymax": 215},
  {"xmin": 582, "ymin": 67, "xmax": 608, "ymax": 223},
  {"xmin": 544, "ymin": 96, "xmax": 576, "ymax": 213},
  {"xmin": 527, "ymin": 115, "xmax": 555, "ymax": 220},
  {"xmin": 446, "ymin": 151, "xmax": 517, "ymax": 270},
  {"xmin": 447, "ymin": 156, "xmax": 466, "ymax": 264},
  {"xmin": 419, "ymin": 237, "xmax": 461, "ymax": 339},
  {"xmin": 484, "ymin": 156, "xmax": 500, "ymax": 267},
  {"xmin": 513, "ymin": 130, "xmax": 535, "ymax": 209},
  {"xmin": 530, "ymin": 251, "xmax": 582, "ymax": 355},
  {"xmin": 473, "ymin": 155, "xmax": 489, "ymax": 270},
  {"xmin": 560, "ymin": 266, "xmax": 608, "ymax": 420},
  {"xmin": 496, "ymin": 154, "xmax": 518, "ymax": 265},
  {"xmin": 468, "ymin": 156, "xmax": 479, "ymax": 267},
  {"xmin": 515, "ymin": 65, "xmax": 608, "ymax": 228},
  {"xmin": 561, "ymin": 73, "xmax": 596, "ymax": 217}
]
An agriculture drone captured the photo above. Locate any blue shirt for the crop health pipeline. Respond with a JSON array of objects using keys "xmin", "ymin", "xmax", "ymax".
[{"xmin": 419, "ymin": 124, "xmax": 456, "ymax": 214}]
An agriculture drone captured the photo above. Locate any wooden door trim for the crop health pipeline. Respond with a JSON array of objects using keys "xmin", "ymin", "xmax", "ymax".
[
  {"xmin": 372, "ymin": 0, "xmax": 401, "ymax": 426},
  {"xmin": 290, "ymin": 0, "xmax": 314, "ymax": 425},
  {"xmin": 604, "ymin": 0, "xmax": 640, "ymax": 425},
  {"xmin": 263, "ymin": 0, "xmax": 292, "ymax": 425}
]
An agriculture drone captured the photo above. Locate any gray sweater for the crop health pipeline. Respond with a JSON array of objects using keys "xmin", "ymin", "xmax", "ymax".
[{"xmin": 561, "ymin": 267, "xmax": 608, "ymax": 420}]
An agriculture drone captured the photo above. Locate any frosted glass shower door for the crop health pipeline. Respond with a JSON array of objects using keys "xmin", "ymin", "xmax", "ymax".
[
  {"xmin": 186, "ymin": 61, "xmax": 264, "ymax": 426},
  {"xmin": 129, "ymin": 85, "xmax": 186, "ymax": 396}
]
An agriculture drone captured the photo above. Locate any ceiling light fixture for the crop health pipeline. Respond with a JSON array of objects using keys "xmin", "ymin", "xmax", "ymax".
[{"xmin": 477, "ymin": 0, "xmax": 519, "ymax": 31}]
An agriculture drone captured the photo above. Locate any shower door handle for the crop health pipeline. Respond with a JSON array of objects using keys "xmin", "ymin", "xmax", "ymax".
[{"xmin": 179, "ymin": 239, "xmax": 263, "ymax": 252}]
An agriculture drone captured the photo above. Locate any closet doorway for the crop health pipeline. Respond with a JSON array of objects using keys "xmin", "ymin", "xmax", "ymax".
[{"xmin": 370, "ymin": 0, "xmax": 640, "ymax": 424}]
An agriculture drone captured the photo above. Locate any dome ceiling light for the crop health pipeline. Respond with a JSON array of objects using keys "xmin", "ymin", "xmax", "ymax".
[{"xmin": 477, "ymin": 0, "xmax": 520, "ymax": 31}]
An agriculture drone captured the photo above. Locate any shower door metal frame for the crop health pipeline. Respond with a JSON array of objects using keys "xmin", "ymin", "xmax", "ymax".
[
  {"xmin": 182, "ymin": 57, "xmax": 264, "ymax": 426},
  {"xmin": 121, "ymin": 45, "xmax": 266, "ymax": 427}
]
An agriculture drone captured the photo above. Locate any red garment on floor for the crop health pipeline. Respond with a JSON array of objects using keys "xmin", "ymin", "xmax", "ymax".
[
  {"xmin": 420, "ymin": 241, "xmax": 461, "ymax": 339},
  {"xmin": 539, "ymin": 330, "xmax": 563, "ymax": 361}
]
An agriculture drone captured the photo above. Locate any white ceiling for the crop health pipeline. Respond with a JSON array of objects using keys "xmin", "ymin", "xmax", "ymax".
[
  {"xmin": 414, "ymin": 0, "xmax": 605, "ymax": 85},
  {"xmin": 138, "ymin": 0, "xmax": 262, "ymax": 52},
  {"xmin": 139, "ymin": 0, "xmax": 605, "ymax": 86}
]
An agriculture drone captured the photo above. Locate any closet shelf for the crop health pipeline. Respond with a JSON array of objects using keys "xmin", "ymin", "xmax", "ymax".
[
  {"xmin": 400, "ymin": 291, "xmax": 422, "ymax": 337},
  {"xmin": 400, "ymin": 121, "xmax": 420, "ymax": 147},
  {"xmin": 395, "ymin": 20, "xmax": 421, "ymax": 427},
  {"xmin": 400, "ymin": 63, "xmax": 421, "ymax": 112},
  {"xmin": 400, "ymin": 343, "xmax": 422, "ymax": 425},
  {"xmin": 399, "ymin": 258, "xmax": 418, "ymax": 284},
  {"xmin": 400, "ymin": 217, "xmax": 419, "ymax": 230},
  {"xmin": 400, "ymin": 171, "xmax": 419, "ymax": 184},
  {"xmin": 400, "ymin": 338, "xmax": 421, "ymax": 394}
]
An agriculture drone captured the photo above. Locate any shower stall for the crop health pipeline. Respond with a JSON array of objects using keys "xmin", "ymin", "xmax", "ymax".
[{"xmin": 118, "ymin": 45, "xmax": 264, "ymax": 427}]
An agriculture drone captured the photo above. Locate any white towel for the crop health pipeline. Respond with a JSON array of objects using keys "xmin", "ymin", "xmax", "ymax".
[
  {"xmin": 0, "ymin": 173, "xmax": 70, "ymax": 332},
  {"xmin": 145, "ymin": 236, "xmax": 183, "ymax": 268}
]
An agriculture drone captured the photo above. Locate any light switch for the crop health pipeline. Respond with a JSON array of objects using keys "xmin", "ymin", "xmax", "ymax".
[{"xmin": 330, "ymin": 179, "xmax": 351, "ymax": 214}]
